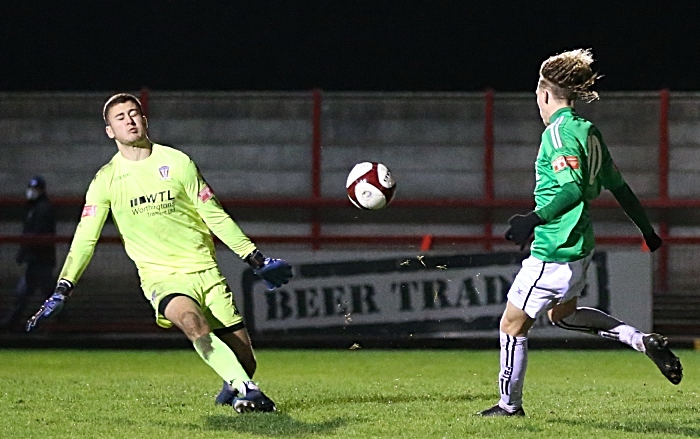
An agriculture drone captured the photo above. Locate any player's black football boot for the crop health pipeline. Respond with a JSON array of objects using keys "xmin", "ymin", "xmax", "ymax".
[
  {"xmin": 643, "ymin": 333, "xmax": 683, "ymax": 384},
  {"xmin": 477, "ymin": 404, "xmax": 525, "ymax": 417},
  {"xmin": 232, "ymin": 381, "xmax": 277, "ymax": 413},
  {"xmin": 215, "ymin": 380, "xmax": 237, "ymax": 406}
]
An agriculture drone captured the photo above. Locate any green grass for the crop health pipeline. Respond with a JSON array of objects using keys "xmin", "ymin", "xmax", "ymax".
[{"xmin": 0, "ymin": 349, "xmax": 698, "ymax": 438}]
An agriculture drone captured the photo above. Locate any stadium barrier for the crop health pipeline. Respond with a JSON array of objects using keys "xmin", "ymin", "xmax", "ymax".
[{"xmin": 1, "ymin": 90, "xmax": 700, "ymax": 345}]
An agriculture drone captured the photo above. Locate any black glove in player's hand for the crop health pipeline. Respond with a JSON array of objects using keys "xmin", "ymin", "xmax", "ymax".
[
  {"xmin": 504, "ymin": 211, "xmax": 544, "ymax": 251},
  {"xmin": 643, "ymin": 231, "xmax": 662, "ymax": 252}
]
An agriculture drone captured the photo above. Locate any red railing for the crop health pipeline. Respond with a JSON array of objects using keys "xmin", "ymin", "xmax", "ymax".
[
  {"xmin": 0, "ymin": 89, "xmax": 691, "ymax": 291},
  {"xmin": 5, "ymin": 89, "xmax": 700, "ymax": 336}
]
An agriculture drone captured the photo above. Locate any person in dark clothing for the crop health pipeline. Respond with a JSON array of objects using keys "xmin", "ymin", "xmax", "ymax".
[{"xmin": 2, "ymin": 176, "xmax": 57, "ymax": 330}]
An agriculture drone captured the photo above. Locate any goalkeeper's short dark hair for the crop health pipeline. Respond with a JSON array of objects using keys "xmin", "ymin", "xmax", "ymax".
[{"xmin": 103, "ymin": 93, "xmax": 144, "ymax": 124}]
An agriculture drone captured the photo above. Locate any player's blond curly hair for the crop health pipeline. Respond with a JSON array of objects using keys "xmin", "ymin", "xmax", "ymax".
[{"xmin": 539, "ymin": 49, "xmax": 601, "ymax": 103}]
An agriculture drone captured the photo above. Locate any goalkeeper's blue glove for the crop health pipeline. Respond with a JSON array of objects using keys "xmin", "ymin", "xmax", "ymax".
[
  {"xmin": 26, "ymin": 279, "xmax": 73, "ymax": 332},
  {"xmin": 246, "ymin": 250, "xmax": 293, "ymax": 290}
]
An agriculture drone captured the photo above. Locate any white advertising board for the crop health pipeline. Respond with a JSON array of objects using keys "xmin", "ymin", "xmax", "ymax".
[{"xmin": 217, "ymin": 250, "xmax": 652, "ymax": 340}]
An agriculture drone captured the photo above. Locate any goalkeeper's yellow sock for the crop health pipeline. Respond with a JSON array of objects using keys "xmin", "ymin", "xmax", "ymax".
[{"xmin": 193, "ymin": 332, "xmax": 250, "ymax": 389}]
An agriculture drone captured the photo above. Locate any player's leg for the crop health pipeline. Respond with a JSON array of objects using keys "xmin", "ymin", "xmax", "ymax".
[
  {"xmin": 480, "ymin": 255, "xmax": 602, "ymax": 416},
  {"xmin": 549, "ymin": 297, "xmax": 644, "ymax": 349},
  {"xmin": 550, "ymin": 297, "xmax": 682, "ymax": 384},
  {"xmin": 479, "ymin": 256, "xmax": 555, "ymax": 417},
  {"xmin": 485, "ymin": 301, "xmax": 532, "ymax": 416},
  {"xmin": 548, "ymin": 253, "xmax": 651, "ymax": 350},
  {"xmin": 202, "ymin": 272, "xmax": 275, "ymax": 412},
  {"xmin": 217, "ymin": 327, "xmax": 257, "ymax": 377},
  {"xmin": 213, "ymin": 327, "xmax": 257, "ymax": 406},
  {"xmin": 162, "ymin": 295, "xmax": 253, "ymax": 392}
]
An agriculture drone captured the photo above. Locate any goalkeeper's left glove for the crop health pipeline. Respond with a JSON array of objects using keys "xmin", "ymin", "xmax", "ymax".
[
  {"xmin": 246, "ymin": 250, "xmax": 293, "ymax": 290},
  {"xmin": 26, "ymin": 279, "xmax": 73, "ymax": 332},
  {"xmin": 505, "ymin": 211, "xmax": 544, "ymax": 251}
]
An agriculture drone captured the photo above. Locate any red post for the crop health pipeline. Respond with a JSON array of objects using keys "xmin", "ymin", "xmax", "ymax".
[
  {"xmin": 311, "ymin": 89, "xmax": 323, "ymax": 250},
  {"xmin": 484, "ymin": 89, "xmax": 495, "ymax": 251},
  {"xmin": 139, "ymin": 87, "xmax": 150, "ymax": 118},
  {"xmin": 657, "ymin": 89, "xmax": 670, "ymax": 294},
  {"xmin": 420, "ymin": 234, "xmax": 433, "ymax": 252},
  {"xmin": 312, "ymin": 88, "xmax": 323, "ymax": 200},
  {"xmin": 659, "ymin": 89, "xmax": 669, "ymax": 201},
  {"xmin": 658, "ymin": 222, "xmax": 669, "ymax": 294},
  {"xmin": 484, "ymin": 88, "xmax": 495, "ymax": 202}
]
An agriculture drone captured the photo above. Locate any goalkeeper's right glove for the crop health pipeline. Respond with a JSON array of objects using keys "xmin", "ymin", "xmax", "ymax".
[
  {"xmin": 246, "ymin": 250, "xmax": 293, "ymax": 290},
  {"xmin": 26, "ymin": 279, "xmax": 73, "ymax": 332}
]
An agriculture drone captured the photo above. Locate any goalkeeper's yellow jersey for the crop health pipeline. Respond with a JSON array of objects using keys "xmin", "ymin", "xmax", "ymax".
[{"xmin": 59, "ymin": 143, "xmax": 256, "ymax": 283}]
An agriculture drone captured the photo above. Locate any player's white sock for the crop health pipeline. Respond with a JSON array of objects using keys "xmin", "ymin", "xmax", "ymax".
[
  {"xmin": 610, "ymin": 324, "xmax": 646, "ymax": 352},
  {"xmin": 498, "ymin": 331, "xmax": 528, "ymax": 412},
  {"xmin": 555, "ymin": 307, "xmax": 645, "ymax": 351}
]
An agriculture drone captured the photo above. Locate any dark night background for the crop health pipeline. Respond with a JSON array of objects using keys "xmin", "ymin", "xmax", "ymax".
[{"xmin": 1, "ymin": 1, "xmax": 700, "ymax": 93}]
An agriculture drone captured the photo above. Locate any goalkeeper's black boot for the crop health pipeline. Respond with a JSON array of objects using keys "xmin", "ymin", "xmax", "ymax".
[
  {"xmin": 477, "ymin": 404, "xmax": 525, "ymax": 417},
  {"xmin": 643, "ymin": 333, "xmax": 683, "ymax": 384},
  {"xmin": 215, "ymin": 380, "xmax": 236, "ymax": 406},
  {"xmin": 233, "ymin": 381, "xmax": 276, "ymax": 413}
]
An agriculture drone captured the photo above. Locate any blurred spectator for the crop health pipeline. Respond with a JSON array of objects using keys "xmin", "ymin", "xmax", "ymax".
[{"xmin": 1, "ymin": 176, "xmax": 56, "ymax": 330}]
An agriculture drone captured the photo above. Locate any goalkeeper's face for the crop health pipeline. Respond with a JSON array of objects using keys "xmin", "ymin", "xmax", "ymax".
[{"xmin": 105, "ymin": 102, "xmax": 149, "ymax": 146}]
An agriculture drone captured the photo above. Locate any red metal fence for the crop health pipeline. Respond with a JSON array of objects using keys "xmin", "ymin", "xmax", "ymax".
[{"xmin": 1, "ymin": 89, "xmax": 698, "ymax": 335}]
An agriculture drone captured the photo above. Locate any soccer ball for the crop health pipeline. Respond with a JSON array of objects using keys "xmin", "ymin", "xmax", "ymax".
[{"xmin": 346, "ymin": 162, "xmax": 397, "ymax": 210}]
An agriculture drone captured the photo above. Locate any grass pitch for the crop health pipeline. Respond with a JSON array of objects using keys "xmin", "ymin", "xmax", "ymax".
[{"xmin": 0, "ymin": 348, "xmax": 698, "ymax": 439}]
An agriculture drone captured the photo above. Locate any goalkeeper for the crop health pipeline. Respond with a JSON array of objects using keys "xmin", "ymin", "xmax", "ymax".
[{"xmin": 26, "ymin": 93, "xmax": 291, "ymax": 414}]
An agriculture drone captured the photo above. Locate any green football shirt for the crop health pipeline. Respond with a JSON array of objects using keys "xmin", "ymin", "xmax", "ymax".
[
  {"xmin": 59, "ymin": 143, "xmax": 256, "ymax": 283},
  {"xmin": 531, "ymin": 107, "xmax": 626, "ymax": 262}
]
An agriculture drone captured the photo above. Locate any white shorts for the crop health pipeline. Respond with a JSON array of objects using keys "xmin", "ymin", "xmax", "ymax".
[{"xmin": 507, "ymin": 253, "xmax": 592, "ymax": 319}]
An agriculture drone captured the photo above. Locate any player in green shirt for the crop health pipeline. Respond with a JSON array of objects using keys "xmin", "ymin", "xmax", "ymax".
[
  {"xmin": 26, "ymin": 93, "xmax": 292, "ymax": 413},
  {"xmin": 479, "ymin": 49, "xmax": 682, "ymax": 417}
]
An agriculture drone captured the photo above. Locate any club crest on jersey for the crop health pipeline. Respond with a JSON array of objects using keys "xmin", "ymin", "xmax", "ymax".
[
  {"xmin": 158, "ymin": 166, "xmax": 170, "ymax": 180},
  {"xmin": 551, "ymin": 155, "xmax": 579, "ymax": 173},
  {"xmin": 198, "ymin": 185, "xmax": 214, "ymax": 202}
]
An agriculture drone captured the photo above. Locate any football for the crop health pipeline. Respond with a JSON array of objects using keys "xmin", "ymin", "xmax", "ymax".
[{"xmin": 346, "ymin": 162, "xmax": 397, "ymax": 210}]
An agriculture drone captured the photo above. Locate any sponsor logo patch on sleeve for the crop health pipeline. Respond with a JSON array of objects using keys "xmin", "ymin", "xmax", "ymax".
[
  {"xmin": 551, "ymin": 155, "xmax": 580, "ymax": 173},
  {"xmin": 198, "ymin": 185, "xmax": 214, "ymax": 202},
  {"xmin": 81, "ymin": 205, "xmax": 97, "ymax": 217}
]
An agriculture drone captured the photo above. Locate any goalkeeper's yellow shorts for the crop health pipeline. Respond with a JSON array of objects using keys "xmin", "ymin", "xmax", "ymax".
[{"xmin": 140, "ymin": 266, "xmax": 243, "ymax": 330}]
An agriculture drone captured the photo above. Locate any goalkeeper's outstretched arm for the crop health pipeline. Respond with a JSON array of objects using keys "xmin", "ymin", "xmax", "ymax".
[
  {"xmin": 26, "ymin": 201, "xmax": 109, "ymax": 332},
  {"xmin": 58, "ymin": 203, "xmax": 110, "ymax": 284}
]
